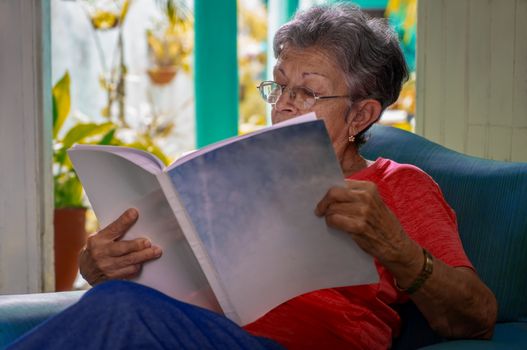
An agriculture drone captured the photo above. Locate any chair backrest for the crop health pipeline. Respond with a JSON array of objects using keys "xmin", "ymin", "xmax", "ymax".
[{"xmin": 361, "ymin": 124, "xmax": 527, "ymax": 322}]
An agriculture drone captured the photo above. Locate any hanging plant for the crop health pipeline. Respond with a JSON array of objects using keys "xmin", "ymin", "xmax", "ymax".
[
  {"xmin": 146, "ymin": 0, "xmax": 194, "ymax": 85},
  {"xmin": 80, "ymin": 0, "xmax": 132, "ymax": 31}
]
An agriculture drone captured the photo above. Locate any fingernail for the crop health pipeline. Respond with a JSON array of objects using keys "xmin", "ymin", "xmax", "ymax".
[
  {"xmin": 143, "ymin": 239, "xmax": 151, "ymax": 248},
  {"xmin": 127, "ymin": 208, "xmax": 138, "ymax": 220},
  {"xmin": 153, "ymin": 246, "xmax": 162, "ymax": 257}
]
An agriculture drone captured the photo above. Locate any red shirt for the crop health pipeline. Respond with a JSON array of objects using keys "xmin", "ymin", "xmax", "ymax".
[{"xmin": 243, "ymin": 158, "xmax": 473, "ymax": 350}]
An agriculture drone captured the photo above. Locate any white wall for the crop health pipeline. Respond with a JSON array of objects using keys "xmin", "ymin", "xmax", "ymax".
[
  {"xmin": 416, "ymin": 0, "xmax": 527, "ymax": 162},
  {"xmin": 0, "ymin": 0, "xmax": 54, "ymax": 293}
]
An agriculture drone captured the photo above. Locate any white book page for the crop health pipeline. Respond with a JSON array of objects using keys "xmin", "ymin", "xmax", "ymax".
[
  {"xmin": 68, "ymin": 148, "xmax": 219, "ymax": 311},
  {"xmin": 70, "ymin": 144, "xmax": 165, "ymax": 174},
  {"xmin": 167, "ymin": 112, "xmax": 317, "ymax": 170}
]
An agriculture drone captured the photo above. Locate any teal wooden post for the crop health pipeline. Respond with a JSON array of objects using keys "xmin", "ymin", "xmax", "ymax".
[
  {"xmin": 267, "ymin": 0, "xmax": 300, "ymax": 79},
  {"xmin": 286, "ymin": 0, "xmax": 299, "ymax": 19},
  {"xmin": 334, "ymin": 0, "xmax": 388, "ymax": 9},
  {"xmin": 194, "ymin": 0, "xmax": 238, "ymax": 148}
]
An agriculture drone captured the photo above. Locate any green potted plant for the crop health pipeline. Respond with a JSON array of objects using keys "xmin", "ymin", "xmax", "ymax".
[{"xmin": 52, "ymin": 71, "xmax": 115, "ymax": 291}]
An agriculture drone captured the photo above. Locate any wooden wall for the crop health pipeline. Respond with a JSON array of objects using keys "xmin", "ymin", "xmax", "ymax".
[{"xmin": 416, "ymin": 0, "xmax": 527, "ymax": 162}]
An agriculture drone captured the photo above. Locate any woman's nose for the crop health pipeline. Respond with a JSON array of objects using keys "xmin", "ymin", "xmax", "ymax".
[{"xmin": 274, "ymin": 88, "xmax": 296, "ymax": 112}]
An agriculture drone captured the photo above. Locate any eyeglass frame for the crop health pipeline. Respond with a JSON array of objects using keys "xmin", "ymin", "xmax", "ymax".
[{"xmin": 256, "ymin": 80, "xmax": 351, "ymax": 109}]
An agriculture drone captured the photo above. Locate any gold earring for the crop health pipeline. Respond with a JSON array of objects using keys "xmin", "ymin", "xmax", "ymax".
[{"xmin": 348, "ymin": 135, "xmax": 356, "ymax": 143}]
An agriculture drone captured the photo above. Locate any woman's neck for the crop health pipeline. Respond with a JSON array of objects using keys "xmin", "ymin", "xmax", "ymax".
[{"xmin": 339, "ymin": 145, "xmax": 369, "ymax": 178}]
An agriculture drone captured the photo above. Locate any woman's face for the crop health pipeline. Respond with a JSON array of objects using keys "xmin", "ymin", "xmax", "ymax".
[{"xmin": 271, "ymin": 45, "xmax": 353, "ymax": 152}]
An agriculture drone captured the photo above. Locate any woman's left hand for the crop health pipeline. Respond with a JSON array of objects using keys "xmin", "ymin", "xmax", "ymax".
[{"xmin": 315, "ymin": 179, "xmax": 417, "ymax": 266}]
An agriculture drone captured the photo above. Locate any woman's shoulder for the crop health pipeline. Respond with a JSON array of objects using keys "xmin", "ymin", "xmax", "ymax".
[
  {"xmin": 366, "ymin": 157, "xmax": 456, "ymax": 224},
  {"xmin": 360, "ymin": 157, "xmax": 432, "ymax": 183},
  {"xmin": 352, "ymin": 158, "xmax": 442, "ymax": 198}
]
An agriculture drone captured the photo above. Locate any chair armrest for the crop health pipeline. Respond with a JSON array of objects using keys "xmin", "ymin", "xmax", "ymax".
[{"xmin": 0, "ymin": 290, "xmax": 85, "ymax": 347}]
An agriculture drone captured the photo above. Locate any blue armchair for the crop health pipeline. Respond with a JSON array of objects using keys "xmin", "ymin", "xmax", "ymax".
[
  {"xmin": 361, "ymin": 124, "xmax": 527, "ymax": 349},
  {"xmin": 1, "ymin": 124, "xmax": 526, "ymax": 349}
]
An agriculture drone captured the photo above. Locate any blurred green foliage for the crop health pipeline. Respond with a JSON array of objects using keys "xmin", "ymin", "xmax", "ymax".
[{"xmin": 52, "ymin": 71, "xmax": 170, "ymax": 209}]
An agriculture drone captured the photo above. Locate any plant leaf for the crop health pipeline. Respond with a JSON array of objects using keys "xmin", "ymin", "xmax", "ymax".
[
  {"xmin": 53, "ymin": 147, "xmax": 68, "ymax": 168},
  {"xmin": 127, "ymin": 139, "xmax": 171, "ymax": 166},
  {"xmin": 98, "ymin": 128, "xmax": 116, "ymax": 145},
  {"xmin": 54, "ymin": 172, "xmax": 85, "ymax": 209},
  {"xmin": 147, "ymin": 141, "xmax": 172, "ymax": 165},
  {"xmin": 52, "ymin": 71, "xmax": 71, "ymax": 138},
  {"xmin": 62, "ymin": 122, "xmax": 115, "ymax": 149},
  {"xmin": 120, "ymin": 0, "xmax": 132, "ymax": 23}
]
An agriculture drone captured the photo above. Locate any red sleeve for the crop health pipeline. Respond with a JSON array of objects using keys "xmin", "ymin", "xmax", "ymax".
[{"xmin": 380, "ymin": 163, "xmax": 473, "ymax": 270}]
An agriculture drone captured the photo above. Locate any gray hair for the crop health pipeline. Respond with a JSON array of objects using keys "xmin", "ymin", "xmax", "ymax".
[{"xmin": 273, "ymin": 3, "xmax": 409, "ymax": 145}]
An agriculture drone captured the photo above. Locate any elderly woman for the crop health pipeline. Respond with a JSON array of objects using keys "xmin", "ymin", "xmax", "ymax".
[{"xmin": 9, "ymin": 4, "xmax": 496, "ymax": 350}]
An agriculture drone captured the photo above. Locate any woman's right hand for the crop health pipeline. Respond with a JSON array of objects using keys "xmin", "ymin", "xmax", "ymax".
[{"xmin": 79, "ymin": 208, "xmax": 163, "ymax": 286}]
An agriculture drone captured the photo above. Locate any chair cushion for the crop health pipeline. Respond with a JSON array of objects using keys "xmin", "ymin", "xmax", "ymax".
[
  {"xmin": 0, "ymin": 290, "xmax": 84, "ymax": 347},
  {"xmin": 361, "ymin": 124, "xmax": 527, "ymax": 322},
  {"xmin": 419, "ymin": 322, "xmax": 527, "ymax": 350}
]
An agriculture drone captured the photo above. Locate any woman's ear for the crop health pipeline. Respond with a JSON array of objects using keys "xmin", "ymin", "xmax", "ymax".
[{"xmin": 348, "ymin": 99, "xmax": 382, "ymax": 134}]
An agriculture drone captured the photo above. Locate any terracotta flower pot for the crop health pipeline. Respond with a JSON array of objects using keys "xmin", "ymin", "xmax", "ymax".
[
  {"xmin": 147, "ymin": 66, "xmax": 177, "ymax": 85},
  {"xmin": 54, "ymin": 208, "xmax": 87, "ymax": 291}
]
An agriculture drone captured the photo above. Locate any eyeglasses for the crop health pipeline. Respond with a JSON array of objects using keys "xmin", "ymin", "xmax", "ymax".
[{"xmin": 257, "ymin": 81, "xmax": 351, "ymax": 109}]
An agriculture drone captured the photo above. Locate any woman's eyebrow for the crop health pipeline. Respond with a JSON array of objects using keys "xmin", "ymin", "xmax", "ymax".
[
  {"xmin": 276, "ymin": 67, "xmax": 287, "ymax": 78},
  {"xmin": 303, "ymin": 71, "xmax": 330, "ymax": 79},
  {"xmin": 274, "ymin": 67, "xmax": 329, "ymax": 82}
]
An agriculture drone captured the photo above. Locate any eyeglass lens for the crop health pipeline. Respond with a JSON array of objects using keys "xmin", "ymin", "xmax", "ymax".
[{"xmin": 260, "ymin": 82, "xmax": 316, "ymax": 109}]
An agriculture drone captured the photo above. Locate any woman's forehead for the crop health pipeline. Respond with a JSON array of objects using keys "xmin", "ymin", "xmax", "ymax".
[{"xmin": 274, "ymin": 46, "xmax": 342, "ymax": 79}]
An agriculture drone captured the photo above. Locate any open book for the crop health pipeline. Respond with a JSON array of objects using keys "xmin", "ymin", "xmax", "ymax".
[{"xmin": 68, "ymin": 113, "xmax": 379, "ymax": 326}]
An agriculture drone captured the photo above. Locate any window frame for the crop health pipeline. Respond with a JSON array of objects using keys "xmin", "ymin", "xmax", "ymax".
[{"xmin": 0, "ymin": 0, "xmax": 54, "ymax": 293}]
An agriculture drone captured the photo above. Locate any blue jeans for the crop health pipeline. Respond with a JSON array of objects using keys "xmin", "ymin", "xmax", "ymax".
[{"xmin": 7, "ymin": 281, "xmax": 284, "ymax": 350}]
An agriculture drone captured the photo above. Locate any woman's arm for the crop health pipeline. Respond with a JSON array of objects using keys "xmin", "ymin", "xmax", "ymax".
[
  {"xmin": 315, "ymin": 180, "xmax": 498, "ymax": 339},
  {"xmin": 385, "ymin": 238, "xmax": 497, "ymax": 338}
]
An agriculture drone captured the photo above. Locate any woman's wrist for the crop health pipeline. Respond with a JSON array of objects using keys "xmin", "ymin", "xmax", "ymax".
[
  {"xmin": 383, "ymin": 237, "xmax": 424, "ymax": 288},
  {"xmin": 394, "ymin": 248, "xmax": 434, "ymax": 294}
]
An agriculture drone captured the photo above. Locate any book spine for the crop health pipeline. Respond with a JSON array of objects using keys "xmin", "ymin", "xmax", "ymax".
[{"xmin": 156, "ymin": 172, "xmax": 240, "ymax": 324}]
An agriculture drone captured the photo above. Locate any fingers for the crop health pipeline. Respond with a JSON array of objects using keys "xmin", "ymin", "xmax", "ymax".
[
  {"xmin": 99, "ymin": 246, "xmax": 162, "ymax": 272},
  {"xmin": 324, "ymin": 210, "xmax": 366, "ymax": 234},
  {"xmin": 324, "ymin": 201, "xmax": 366, "ymax": 217},
  {"xmin": 100, "ymin": 208, "xmax": 139, "ymax": 241},
  {"xmin": 106, "ymin": 238, "xmax": 153, "ymax": 257},
  {"xmin": 102, "ymin": 247, "xmax": 162, "ymax": 280},
  {"xmin": 99, "ymin": 246, "xmax": 163, "ymax": 271},
  {"xmin": 80, "ymin": 242, "xmax": 162, "ymax": 285},
  {"xmin": 324, "ymin": 211, "xmax": 389, "ymax": 254},
  {"xmin": 315, "ymin": 180, "xmax": 376, "ymax": 216},
  {"xmin": 315, "ymin": 187, "xmax": 352, "ymax": 216}
]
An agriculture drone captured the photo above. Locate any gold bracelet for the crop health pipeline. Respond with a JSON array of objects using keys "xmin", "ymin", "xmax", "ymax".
[{"xmin": 394, "ymin": 248, "xmax": 434, "ymax": 294}]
